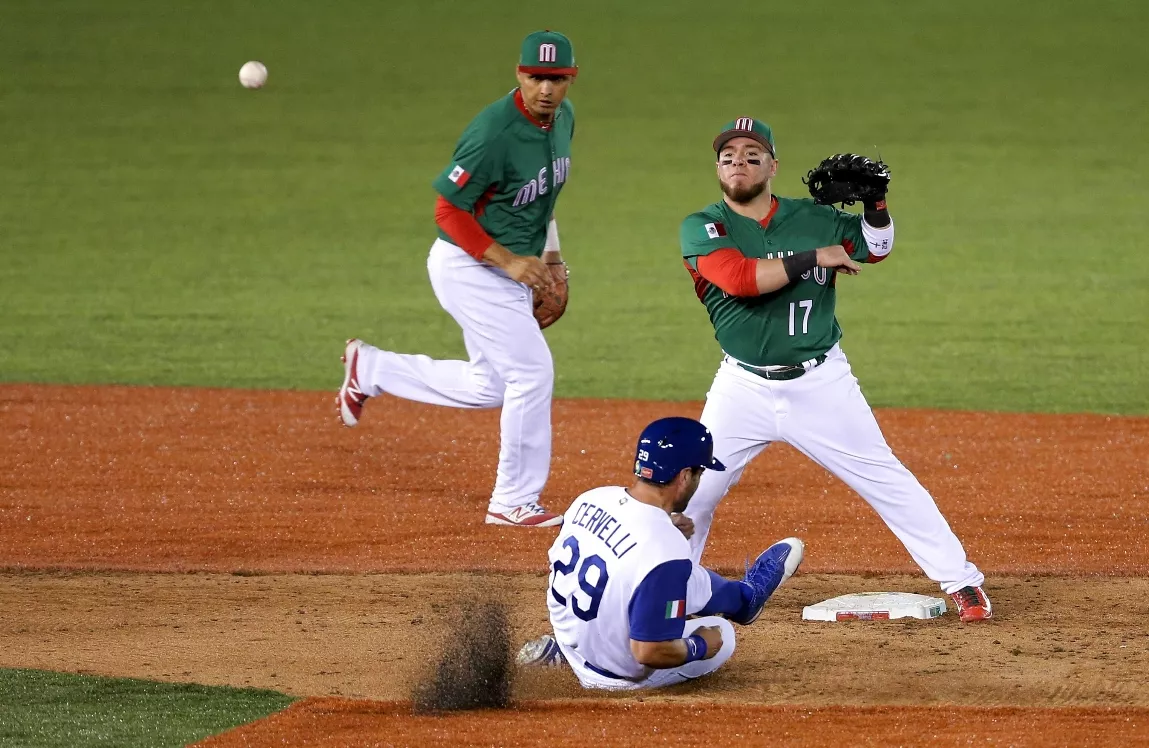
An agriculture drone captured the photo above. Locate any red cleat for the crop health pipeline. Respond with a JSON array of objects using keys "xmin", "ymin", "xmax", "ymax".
[{"xmin": 951, "ymin": 585, "xmax": 993, "ymax": 622}]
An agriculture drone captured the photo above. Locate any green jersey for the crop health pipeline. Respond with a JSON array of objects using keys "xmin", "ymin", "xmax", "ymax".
[
  {"xmin": 433, "ymin": 90, "xmax": 574, "ymax": 258},
  {"xmin": 680, "ymin": 197, "xmax": 873, "ymax": 367}
]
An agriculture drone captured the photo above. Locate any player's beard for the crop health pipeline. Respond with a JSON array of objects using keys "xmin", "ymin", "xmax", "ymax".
[
  {"xmin": 720, "ymin": 176, "xmax": 767, "ymax": 204},
  {"xmin": 672, "ymin": 469, "xmax": 703, "ymax": 513}
]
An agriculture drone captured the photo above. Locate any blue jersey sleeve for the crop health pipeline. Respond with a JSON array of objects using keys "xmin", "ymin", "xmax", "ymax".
[{"xmin": 627, "ymin": 559, "xmax": 692, "ymax": 642}]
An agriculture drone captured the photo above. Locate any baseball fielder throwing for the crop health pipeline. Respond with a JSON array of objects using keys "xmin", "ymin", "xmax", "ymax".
[
  {"xmin": 337, "ymin": 31, "xmax": 578, "ymax": 527},
  {"xmin": 678, "ymin": 118, "xmax": 992, "ymax": 622},
  {"xmin": 517, "ymin": 417, "xmax": 804, "ymax": 689}
]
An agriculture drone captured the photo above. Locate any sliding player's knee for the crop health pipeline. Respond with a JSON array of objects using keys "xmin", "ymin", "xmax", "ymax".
[
  {"xmin": 688, "ymin": 616, "xmax": 736, "ymax": 667},
  {"xmin": 715, "ymin": 618, "xmax": 736, "ymax": 662},
  {"xmin": 706, "ymin": 618, "xmax": 737, "ymax": 667}
]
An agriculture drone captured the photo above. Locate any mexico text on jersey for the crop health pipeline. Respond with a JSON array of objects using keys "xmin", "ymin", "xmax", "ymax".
[{"xmin": 433, "ymin": 92, "xmax": 575, "ymax": 258}]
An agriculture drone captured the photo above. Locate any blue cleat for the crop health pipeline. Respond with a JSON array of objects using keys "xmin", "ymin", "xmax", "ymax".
[
  {"xmin": 515, "ymin": 634, "xmax": 567, "ymax": 668},
  {"xmin": 730, "ymin": 537, "xmax": 805, "ymax": 625}
]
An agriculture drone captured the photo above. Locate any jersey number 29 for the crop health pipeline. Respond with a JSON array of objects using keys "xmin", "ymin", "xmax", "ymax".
[{"xmin": 550, "ymin": 536, "xmax": 609, "ymax": 622}]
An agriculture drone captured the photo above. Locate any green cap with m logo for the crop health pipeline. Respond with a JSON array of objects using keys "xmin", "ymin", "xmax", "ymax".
[
  {"xmin": 518, "ymin": 30, "xmax": 578, "ymax": 77},
  {"xmin": 713, "ymin": 117, "xmax": 776, "ymax": 158}
]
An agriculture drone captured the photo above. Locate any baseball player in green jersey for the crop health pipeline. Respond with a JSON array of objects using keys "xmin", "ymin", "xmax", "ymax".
[
  {"xmin": 678, "ymin": 118, "xmax": 993, "ymax": 622},
  {"xmin": 337, "ymin": 31, "xmax": 578, "ymax": 527}
]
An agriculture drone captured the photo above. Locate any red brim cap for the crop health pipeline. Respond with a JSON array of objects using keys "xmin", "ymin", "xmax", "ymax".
[
  {"xmin": 518, "ymin": 65, "xmax": 579, "ymax": 77},
  {"xmin": 713, "ymin": 130, "xmax": 774, "ymax": 158},
  {"xmin": 519, "ymin": 30, "xmax": 577, "ymax": 77}
]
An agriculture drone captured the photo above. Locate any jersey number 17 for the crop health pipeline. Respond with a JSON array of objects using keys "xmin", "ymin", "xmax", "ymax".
[{"xmin": 789, "ymin": 299, "xmax": 813, "ymax": 336}]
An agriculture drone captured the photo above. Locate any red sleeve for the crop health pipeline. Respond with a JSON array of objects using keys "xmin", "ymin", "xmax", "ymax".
[
  {"xmin": 696, "ymin": 249, "xmax": 759, "ymax": 297},
  {"xmin": 435, "ymin": 195, "xmax": 494, "ymax": 260}
]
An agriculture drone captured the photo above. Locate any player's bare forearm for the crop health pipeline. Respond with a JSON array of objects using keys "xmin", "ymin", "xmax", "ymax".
[
  {"xmin": 630, "ymin": 638, "xmax": 692, "ymax": 668},
  {"xmin": 482, "ymin": 242, "xmax": 552, "ymax": 289},
  {"xmin": 631, "ymin": 626, "xmax": 721, "ymax": 667},
  {"xmin": 480, "ymin": 241, "xmax": 518, "ymax": 270},
  {"xmin": 754, "ymin": 246, "xmax": 861, "ymax": 294},
  {"xmin": 754, "ymin": 259, "xmax": 791, "ymax": 295}
]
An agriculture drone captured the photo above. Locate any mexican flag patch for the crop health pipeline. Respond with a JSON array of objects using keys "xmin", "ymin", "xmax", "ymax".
[
  {"xmin": 448, "ymin": 164, "xmax": 470, "ymax": 187},
  {"xmin": 665, "ymin": 599, "xmax": 686, "ymax": 619},
  {"xmin": 704, "ymin": 222, "xmax": 726, "ymax": 239}
]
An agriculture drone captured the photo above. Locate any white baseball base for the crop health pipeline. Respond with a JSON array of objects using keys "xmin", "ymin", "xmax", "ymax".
[{"xmin": 801, "ymin": 592, "xmax": 947, "ymax": 621}]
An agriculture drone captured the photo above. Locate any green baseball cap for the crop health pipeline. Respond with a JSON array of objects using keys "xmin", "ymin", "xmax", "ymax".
[
  {"xmin": 713, "ymin": 117, "xmax": 776, "ymax": 158},
  {"xmin": 518, "ymin": 30, "xmax": 578, "ymax": 77}
]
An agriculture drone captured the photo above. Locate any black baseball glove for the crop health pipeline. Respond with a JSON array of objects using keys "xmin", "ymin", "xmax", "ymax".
[{"xmin": 803, "ymin": 153, "xmax": 891, "ymax": 206}]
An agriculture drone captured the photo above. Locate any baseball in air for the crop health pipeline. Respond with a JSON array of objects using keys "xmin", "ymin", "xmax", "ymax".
[{"xmin": 238, "ymin": 61, "xmax": 268, "ymax": 89}]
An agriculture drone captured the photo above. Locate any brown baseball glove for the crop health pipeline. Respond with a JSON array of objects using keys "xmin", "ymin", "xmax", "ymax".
[{"xmin": 533, "ymin": 262, "xmax": 569, "ymax": 329}]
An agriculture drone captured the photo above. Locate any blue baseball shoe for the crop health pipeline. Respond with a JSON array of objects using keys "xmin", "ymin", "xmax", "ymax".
[
  {"xmin": 730, "ymin": 537, "xmax": 805, "ymax": 625},
  {"xmin": 515, "ymin": 634, "xmax": 567, "ymax": 668}
]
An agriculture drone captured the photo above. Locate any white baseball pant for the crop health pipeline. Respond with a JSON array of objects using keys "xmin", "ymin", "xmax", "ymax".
[
  {"xmin": 354, "ymin": 238, "xmax": 553, "ymax": 511},
  {"xmin": 558, "ymin": 616, "xmax": 737, "ymax": 691},
  {"xmin": 685, "ymin": 344, "xmax": 984, "ymax": 595}
]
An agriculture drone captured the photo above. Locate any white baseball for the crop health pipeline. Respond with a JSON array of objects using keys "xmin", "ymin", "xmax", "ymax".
[{"xmin": 238, "ymin": 61, "xmax": 268, "ymax": 89}]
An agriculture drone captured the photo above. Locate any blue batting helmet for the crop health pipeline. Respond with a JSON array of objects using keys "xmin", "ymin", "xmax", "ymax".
[{"xmin": 633, "ymin": 417, "xmax": 726, "ymax": 484}]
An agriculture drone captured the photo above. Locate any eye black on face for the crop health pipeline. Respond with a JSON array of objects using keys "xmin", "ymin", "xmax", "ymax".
[{"xmin": 719, "ymin": 155, "xmax": 763, "ymax": 167}]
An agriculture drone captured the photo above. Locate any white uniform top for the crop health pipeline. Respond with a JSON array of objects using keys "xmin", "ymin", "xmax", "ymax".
[{"xmin": 547, "ymin": 486, "xmax": 695, "ymax": 681}]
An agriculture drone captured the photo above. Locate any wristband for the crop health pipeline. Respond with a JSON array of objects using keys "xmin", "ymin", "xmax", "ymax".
[
  {"xmin": 781, "ymin": 251, "xmax": 817, "ymax": 283},
  {"xmin": 684, "ymin": 633, "xmax": 708, "ymax": 663},
  {"xmin": 863, "ymin": 199, "xmax": 891, "ymax": 228}
]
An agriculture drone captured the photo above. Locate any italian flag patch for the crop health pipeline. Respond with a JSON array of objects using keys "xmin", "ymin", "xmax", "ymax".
[
  {"xmin": 665, "ymin": 599, "xmax": 686, "ymax": 619},
  {"xmin": 448, "ymin": 164, "xmax": 470, "ymax": 187},
  {"xmin": 704, "ymin": 222, "xmax": 727, "ymax": 239}
]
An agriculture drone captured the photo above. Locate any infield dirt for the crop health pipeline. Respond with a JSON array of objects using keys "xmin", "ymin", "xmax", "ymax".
[{"xmin": 2, "ymin": 384, "xmax": 1147, "ymax": 745}]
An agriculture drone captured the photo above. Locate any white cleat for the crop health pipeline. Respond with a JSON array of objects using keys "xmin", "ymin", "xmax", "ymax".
[
  {"xmin": 337, "ymin": 338, "xmax": 369, "ymax": 427},
  {"xmin": 485, "ymin": 502, "xmax": 564, "ymax": 528}
]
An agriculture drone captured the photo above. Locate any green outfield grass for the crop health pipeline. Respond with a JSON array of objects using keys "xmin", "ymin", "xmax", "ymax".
[
  {"xmin": 0, "ymin": 668, "xmax": 292, "ymax": 747},
  {"xmin": 2, "ymin": 0, "xmax": 1146, "ymax": 413}
]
